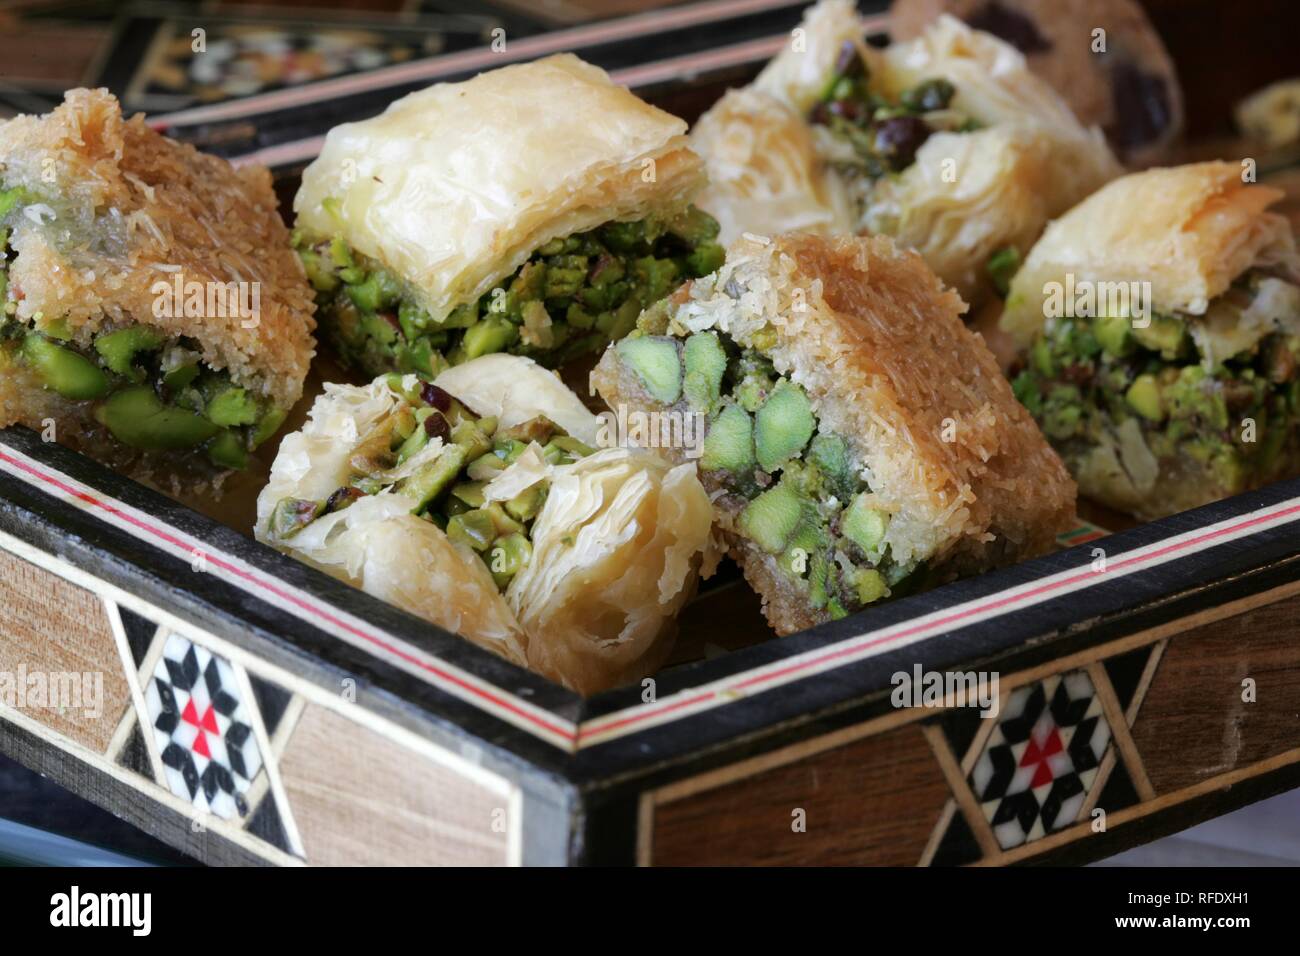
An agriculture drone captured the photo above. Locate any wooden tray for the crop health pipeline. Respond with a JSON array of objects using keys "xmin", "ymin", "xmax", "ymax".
[
  {"xmin": 4, "ymin": 424, "xmax": 1300, "ymax": 866},
  {"xmin": 4, "ymin": 0, "xmax": 1300, "ymax": 866}
]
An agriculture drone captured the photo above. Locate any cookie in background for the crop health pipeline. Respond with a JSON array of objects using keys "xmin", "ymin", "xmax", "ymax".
[{"xmin": 890, "ymin": 0, "xmax": 1185, "ymax": 167}]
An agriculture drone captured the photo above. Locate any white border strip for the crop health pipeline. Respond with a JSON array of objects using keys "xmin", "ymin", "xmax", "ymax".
[
  {"xmin": 0, "ymin": 441, "xmax": 576, "ymax": 751},
  {"xmin": 0, "ymin": 698, "xmax": 305, "ymax": 867},
  {"xmin": 0, "ymin": 526, "xmax": 520, "ymax": 804},
  {"xmin": 3, "ymin": 436, "xmax": 1299, "ymax": 753},
  {"xmin": 0, "ymin": 526, "xmax": 525, "ymax": 865},
  {"xmin": 576, "ymin": 496, "xmax": 1300, "ymax": 746}
]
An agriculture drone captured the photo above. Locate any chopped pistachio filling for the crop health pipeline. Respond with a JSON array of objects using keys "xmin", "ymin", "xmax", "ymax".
[
  {"xmin": 809, "ymin": 40, "xmax": 976, "ymax": 180},
  {"xmin": 1010, "ymin": 272, "xmax": 1300, "ymax": 494},
  {"xmin": 0, "ymin": 201, "xmax": 281, "ymax": 469},
  {"xmin": 986, "ymin": 246, "xmax": 1021, "ymax": 298},
  {"xmin": 269, "ymin": 378, "xmax": 596, "ymax": 590},
  {"xmin": 295, "ymin": 208, "xmax": 725, "ymax": 381},
  {"xmin": 616, "ymin": 328, "xmax": 921, "ymax": 619}
]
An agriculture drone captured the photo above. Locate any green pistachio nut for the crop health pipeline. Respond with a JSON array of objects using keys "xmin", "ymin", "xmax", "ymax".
[
  {"xmin": 1124, "ymin": 374, "xmax": 1165, "ymax": 422},
  {"xmin": 402, "ymin": 445, "xmax": 467, "ymax": 513},
  {"xmin": 205, "ymin": 386, "xmax": 259, "ymax": 427},
  {"xmin": 841, "ymin": 492, "xmax": 889, "ymax": 555},
  {"xmin": 754, "ymin": 379, "xmax": 815, "ymax": 472},
  {"xmin": 250, "ymin": 406, "xmax": 288, "ymax": 449},
  {"xmin": 1131, "ymin": 315, "xmax": 1188, "ymax": 359},
  {"xmin": 505, "ymin": 483, "xmax": 546, "ymax": 522},
  {"xmin": 269, "ymin": 497, "xmax": 324, "ymax": 539},
  {"xmin": 21, "ymin": 335, "xmax": 110, "ymax": 400},
  {"xmin": 207, "ymin": 430, "xmax": 249, "ymax": 470},
  {"xmin": 807, "ymin": 433, "xmax": 856, "ymax": 502},
  {"xmin": 853, "ymin": 568, "xmax": 889, "ymax": 606},
  {"xmin": 683, "ymin": 332, "xmax": 727, "ymax": 413},
  {"xmin": 462, "ymin": 317, "xmax": 518, "ymax": 360},
  {"xmin": 700, "ymin": 402, "xmax": 756, "ymax": 476},
  {"xmin": 617, "ymin": 335, "xmax": 682, "ymax": 404},
  {"xmin": 1093, "ymin": 315, "xmax": 1133, "ymax": 358},
  {"xmin": 96, "ymin": 386, "xmax": 220, "ymax": 450},
  {"xmin": 738, "ymin": 480, "xmax": 805, "ymax": 554},
  {"xmin": 488, "ymin": 532, "xmax": 533, "ymax": 588},
  {"xmin": 446, "ymin": 509, "xmax": 496, "ymax": 552},
  {"xmin": 450, "ymin": 481, "xmax": 487, "ymax": 509}
]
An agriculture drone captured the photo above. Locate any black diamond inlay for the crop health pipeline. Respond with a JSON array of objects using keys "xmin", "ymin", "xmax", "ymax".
[
  {"xmin": 990, "ymin": 790, "xmax": 1039, "ymax": 833},
  {"xmin": 999, "ymin": 684, "xmax": 1047, "ymax": 744},
  {"xmin": 204, "ymin": 657, "xmax": 223, "ymax": 698},
  {"xmin": 153, "ymin": 678, "xmax": 179, "ymax": 735},
  {"xmin": 226, "ymin": 721, "xmax": 251, "ymax": 749},
  {"xmin": 1104, "ymin": 644, "xmax": 1155, "ymax": 714},
  {"xmin": 213, "ymin": 690, "xmax": 240, "ymax": 718},
  {"xmin": 161, "ymin": 742, "xmax": 200, "ymax": 798},
  {"xmin": 116, "ymin": 605, "xmax": 158, "ymax": 669},
  {"xmin": 977, "ymin": 741, "xmax": 1018, "ymax": 800},
  {"xmin": 1049, "ymin": 679, "xmax": 1093, "ymax": 727},
  {"xmin": 1067, "ymin": 716, "xmax": 1104, "ymax": 773},
  {"xmin": 115, "ymin": 722, "xmax": 154, "ymax": 783},
  {"xmin": 246, "ymin": 793, "xmax": 291, "ymax": 852},
  {"xmin": 249, "ymin": 673, "xmax": 292, "ymax": 738},
  {"xmin": 165, "ymin": 646, "xmax": 200, "ymax": 692},
  {"xmin": 930, "ymin": 810, "xmax": 983, "ymax": 867},
  {"xmin": 1039, "ymin": 773, "xmax": 1086, "ymax": 831}
]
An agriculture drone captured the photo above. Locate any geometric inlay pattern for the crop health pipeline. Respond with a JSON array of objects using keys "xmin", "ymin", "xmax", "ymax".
[
  {"xmin": 116, "ymin": 604, "xmax": 159, "ymax": 670},
  {"xmin": 969, "ymin": 670, "xmax": 1111, "ymax": 850},
  {"xmin": 248, "ymin": 673, "xmax": 293, "ymax": 739},
  {"xmin": 144, "ymin": 633, "xmax": 264, "ymax": 819}
]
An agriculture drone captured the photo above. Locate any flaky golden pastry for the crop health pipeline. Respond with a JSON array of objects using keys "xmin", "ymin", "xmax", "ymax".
[
  {"xmin": 294, "ymin": 54, "xmax": 705, "ymax": 324},
  {"xmin": 502, "ymin": 448, "xmax": 714, "ymax": 694},
  {"xmin": 690, "ymin": 2, "xmax": 1119, "ymax": 304},
  {"xmin": 691, "ymin": 87, "xmax": 855, "ymax": 245},
  {"xmin": 256, "ymin": 358, "xmax": 716, "ymax": 695},
  {"xmin": 1001, "ymin": 162, "xmax": 1300, "ymax": 345}
]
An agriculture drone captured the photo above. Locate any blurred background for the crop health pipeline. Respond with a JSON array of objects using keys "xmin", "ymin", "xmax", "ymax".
[{"xmin": 1, "ymin": 0, "xmax": 1298, "ymax": 866}]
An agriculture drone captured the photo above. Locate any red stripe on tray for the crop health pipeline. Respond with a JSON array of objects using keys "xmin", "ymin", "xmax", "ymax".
[
  {"xmin": 577, "ymin": 501, "xmax": 1300, "ymax": 742},
  {"xmin": 0, "ymin": 448, "xmax": 575, "ymax": 746},
  {"xmin": 2, "ymin": 442, "xmax": 1298, "ymax": 750}
]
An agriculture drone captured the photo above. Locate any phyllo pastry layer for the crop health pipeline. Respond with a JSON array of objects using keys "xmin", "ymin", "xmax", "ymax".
[
  {"xmin": 0, "ymin": 89, "xmax": 316, "ymax": 477},
  {"xmin": 592, "ymin": 232, "xmax": 1076, "ymax": 636},
  {"xmin": 691, "ymin": 0, "xmax": 1120, "ymax": 306},
  {"xmin": 256, "ymin": 355, "xmax": 716, "ymax": 695},
  {"xmin": 294, "ymin": 54, "xmax": 723, "ymax": 380},
  {"xmin": 1003, "ymin": 162, "xmax": 1300, "ymax": 520}
]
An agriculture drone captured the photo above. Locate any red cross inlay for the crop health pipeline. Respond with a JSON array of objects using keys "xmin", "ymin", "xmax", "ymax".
[
  {"xmin": 1019, "ymin": 725, "xmax": 1064, "ymax": 788},
  {"xmin": 181, "ymin": 698, "xmax": 220, "ymax": 759}
]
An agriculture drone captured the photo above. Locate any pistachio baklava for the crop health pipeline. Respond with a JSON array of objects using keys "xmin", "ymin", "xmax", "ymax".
[
  {"xmin": 292, "ymin": 54, "xmax": 724, "ymax": 381},
  {"xmin": 256, "ymin": 354, "xmax": 715, "ymax": 695},
  {"xmin": 690, "ymin": 0, "xmax": 1119, "ymax": 305},
  {"xmin": 1003, "ymin": 162, "xmax": 1300, "ymax": 520},
  {"xmin": 0, "ymin": 89, "xmax": 315, "ymax": 480},
  {"xmin": 593, "ymin": 232, "xmax": 1076, "ymax": 635}
]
